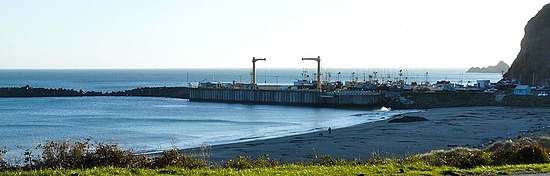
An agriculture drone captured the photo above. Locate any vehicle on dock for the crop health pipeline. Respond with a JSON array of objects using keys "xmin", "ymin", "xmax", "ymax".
[
  {"xmin": 483, "ymin": 88, "xmax": 498, "ymax": 94},
  {"xmin": 293, "ymin": 79, "xmax": 316, "ymax": 89},
  {"xmin": 431, "ymin": 80, "xmax": 455, "ymax": 92}
]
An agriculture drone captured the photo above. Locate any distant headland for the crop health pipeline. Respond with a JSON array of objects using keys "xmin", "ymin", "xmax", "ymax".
[{"xmin": 466, "ymin": 61, "xmax": 510, "ymax": 73}]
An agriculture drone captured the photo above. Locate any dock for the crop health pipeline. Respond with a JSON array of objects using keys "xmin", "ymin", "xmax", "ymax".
[{"xmin": 187, "ymin": 88, "xmax": 384, "ymax": 107}]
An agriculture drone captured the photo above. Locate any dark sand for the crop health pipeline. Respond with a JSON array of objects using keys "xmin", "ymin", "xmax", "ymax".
[{"xmin": 184, "ymin": 106, "xmax": 550, "ymax": 163}]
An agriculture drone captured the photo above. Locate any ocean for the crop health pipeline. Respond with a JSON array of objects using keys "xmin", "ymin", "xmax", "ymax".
[
  {"xmin": 0, "ymin": 68, "xmax": 502, "ymax": 92},
  {"xmin": 0, "ymin": 68, "xmax": 501, "ymax": 159}
]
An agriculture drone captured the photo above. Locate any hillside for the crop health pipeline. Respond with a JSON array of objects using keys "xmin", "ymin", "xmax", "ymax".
[{"xmin": 504, "ymin": 3, "xmax": 550, "ymax": 85}]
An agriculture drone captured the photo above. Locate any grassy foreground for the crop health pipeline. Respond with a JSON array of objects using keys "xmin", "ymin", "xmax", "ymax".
[
  {"xmin": 2, "ymin": 162, "xmax": 550, "ymax": 175},
  {"xmin": 1, "ymin": 137, "xmax": 549, "ymax": 175}
]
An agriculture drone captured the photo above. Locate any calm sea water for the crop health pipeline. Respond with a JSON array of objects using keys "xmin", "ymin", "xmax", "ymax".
[
  {"xmin": 0, "ymin": 96, "xmax": 409, "ymax": 158},
  {"xmin": 0, "ymin": 69, "xmax": 500, "ymax": 159},
  {"xmin": 0, "ymin": 68, "xmax": 502, "ymax": 92}
]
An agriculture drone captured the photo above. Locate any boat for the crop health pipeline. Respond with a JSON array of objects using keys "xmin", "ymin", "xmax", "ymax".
[{"xmin": 294, "ymin": 79, "xmax": 315, "ymax": 87}]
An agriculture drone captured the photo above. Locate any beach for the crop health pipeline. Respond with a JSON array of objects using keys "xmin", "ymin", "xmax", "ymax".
[{"xmin": 187, "ymin": 106, "xmax": 550, "ymax": 163}]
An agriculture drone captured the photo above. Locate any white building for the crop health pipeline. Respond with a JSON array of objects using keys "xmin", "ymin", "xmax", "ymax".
[{"xmin": 477, "ymin": 80, "xmax": 491, "ymax": 88}]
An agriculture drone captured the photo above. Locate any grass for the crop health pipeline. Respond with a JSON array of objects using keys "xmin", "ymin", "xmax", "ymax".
[
  {"xmin": 0, "ymin": 137, "xmax": 549, "ymax": 175},
  {"xmin": 1, "ymin": 162, "xmax": 549, "ymax": 175}
]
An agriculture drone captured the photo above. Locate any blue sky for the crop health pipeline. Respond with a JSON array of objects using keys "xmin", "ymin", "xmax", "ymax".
[{"xmin": 1, "ymin": 0, "xmax": 548, "ymax": 69}]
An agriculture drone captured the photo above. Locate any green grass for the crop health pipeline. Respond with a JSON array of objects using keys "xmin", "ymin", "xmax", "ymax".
[
  {"xmin": 1, "ymin": 137, "xmax": 549, "ymax": 175},
  {"xmin": 2, "ymin": 162, "xmax": 549, "ymax": 176}
]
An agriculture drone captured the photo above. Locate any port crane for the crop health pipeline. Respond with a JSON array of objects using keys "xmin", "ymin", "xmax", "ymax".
[
  {"xmin": 252, "ymin": 57, "xmax": 266, "ymax": 88},
  {"xmin": 302, "ymin": 56, "xmax": 321, "ymax": 91}
]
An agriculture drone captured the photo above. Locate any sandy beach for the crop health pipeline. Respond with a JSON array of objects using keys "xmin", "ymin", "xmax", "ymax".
[{"xmin": 184, "ymin": 106, "xmax": 550, "ymax": 163}]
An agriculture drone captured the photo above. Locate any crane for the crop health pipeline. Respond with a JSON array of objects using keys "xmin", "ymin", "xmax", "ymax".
[
  {"xmin": 302, "ymin": 56, "xmax": 321, "ymax": 91},
  {"xmin": 252, "ymin": 57, "xmax": 266, "ymax": 88}
]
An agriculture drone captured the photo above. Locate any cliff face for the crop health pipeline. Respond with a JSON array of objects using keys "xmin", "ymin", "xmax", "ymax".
[
  {"xmin": 504, "ymin": 3, "xmax": 550, "ymax": 86},
  {"xmin": 467, "ymin": 61, "xmax": 510, "ymax": 73}
]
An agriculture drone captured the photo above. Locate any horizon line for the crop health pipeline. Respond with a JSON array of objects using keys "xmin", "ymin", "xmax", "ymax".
[{"xmin": 0, "ymin": 67, "xmax": 475, "ymax": 70}]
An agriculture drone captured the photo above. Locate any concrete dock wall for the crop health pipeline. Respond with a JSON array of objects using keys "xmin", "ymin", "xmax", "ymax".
[
  {"xmin": 188, "ymin": 88, "xmax": 384, "ymax": 107},
  {"xmin": 325, "ymin": 91, "xmax": 384, "ymax": 106},
  {"xmin": 189, "ymin": 88, "xmax": 322, "ymax": 105}
]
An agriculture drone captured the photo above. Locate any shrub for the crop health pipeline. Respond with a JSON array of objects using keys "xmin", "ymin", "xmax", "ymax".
[
  {"xmin": 199, "ymin": 144, "xmax": 212, "ymax": 167},
  {"xmin": 417, "ymin": 138, "xmax": 550, "ymax": 168},
  {"xmin": 22, "ymin": 148, "xmax": 37, "ymax": 168},
  {"xmin": 514, "ymin": 143, "xmax": 549, "ymax": 164},
  {"xmin": 251, "ymin": 153, "xmax": 279, "ymax": 168},
  {"xmin": 1, "ymin": 137, "xmax": 547, "ymax": 171},
  {"xmin": 84, "ymin": 142, "xmax": 146, "ymax": 168},
  {"xmin": 0, "ymin": 148, "xmax": 8, "ymax": 171},
  {"xmin": 4, "ymin": 139, "xmax": 209, "ymax": 170},
  {"xmin": 19, "ymin": 139, "xmax": 149, "ymax": 170},
  {"xmin": 224, "ymin": 156, "xmax": 253, "ymax": 169},
  {"xmin": 535, "ymin": 136, "xmax": 550, "ymax": 148},
  {"xmin": 223, "ymin": 154, "xmax": 279, "ymax": 169},
  {"xmin": 37, "ymin": 140, "xmax": 72, "ymax": 169},
  {"xmin": 151, "ymin": 149, "xmax": 205, "ymax": 169},
  {"xmin": 366, "ymin": 152, "xmax": 392, "ymax": 165},
  {"xmin": 485, "ymin": 138, "xmax": 550, "ymax": 165},
  {"xmin": 418, "ymin": 147, "xmax": 492, "ymax": 169}
]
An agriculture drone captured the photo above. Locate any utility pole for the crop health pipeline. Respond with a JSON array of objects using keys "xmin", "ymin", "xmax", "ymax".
[
  {"xmin": 252, "ymin": 57, "xmax": 266, "ymax": 88},
  {"xmin": 531, "ymin": 73, "xmax": 536, "ymax": 86},
  {"xmin": 302, "ymin": 56, "xmax": 321, "ymax": 91}
]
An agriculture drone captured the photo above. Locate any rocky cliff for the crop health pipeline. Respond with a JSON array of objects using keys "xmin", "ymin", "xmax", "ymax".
[
  {"xmin": 467, "ymin": 61, "xmax": 510, "ymax": 73},
  {"xmin": 504, "ymin": 3, "xmax": 550, "ymax": 86}
]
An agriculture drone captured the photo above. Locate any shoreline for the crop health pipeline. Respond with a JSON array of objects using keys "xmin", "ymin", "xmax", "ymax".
[{"xmin": 182, "ymin": 106, "xmax": 550, "ymax": 163}]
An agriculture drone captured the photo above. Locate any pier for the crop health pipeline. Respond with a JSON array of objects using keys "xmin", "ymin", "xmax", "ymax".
[
  {"xmin": 187, "ymin": 88, "xmax": 384, "ymax": 107},
  {"xmin": 185, "ymin": 56, "xmax": 384, "ymax": 107}
]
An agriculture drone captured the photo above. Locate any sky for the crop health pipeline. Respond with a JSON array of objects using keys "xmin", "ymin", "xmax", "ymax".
[{"xmin": 1, "ymin": 0, "xmax": 549, "ymax": 69}]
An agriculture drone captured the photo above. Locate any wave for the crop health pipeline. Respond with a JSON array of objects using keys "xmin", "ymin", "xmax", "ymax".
[
  {"xmin": 80, "ymin": 117, "xmax": 298, "ymax": 126},
  {"xmin": 153, "ymin": 105, "xmax": 188, "ymax": 108},
  {"xmin": 0, "ymin": 124, "xmax": 68, "ymax": 128}
]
